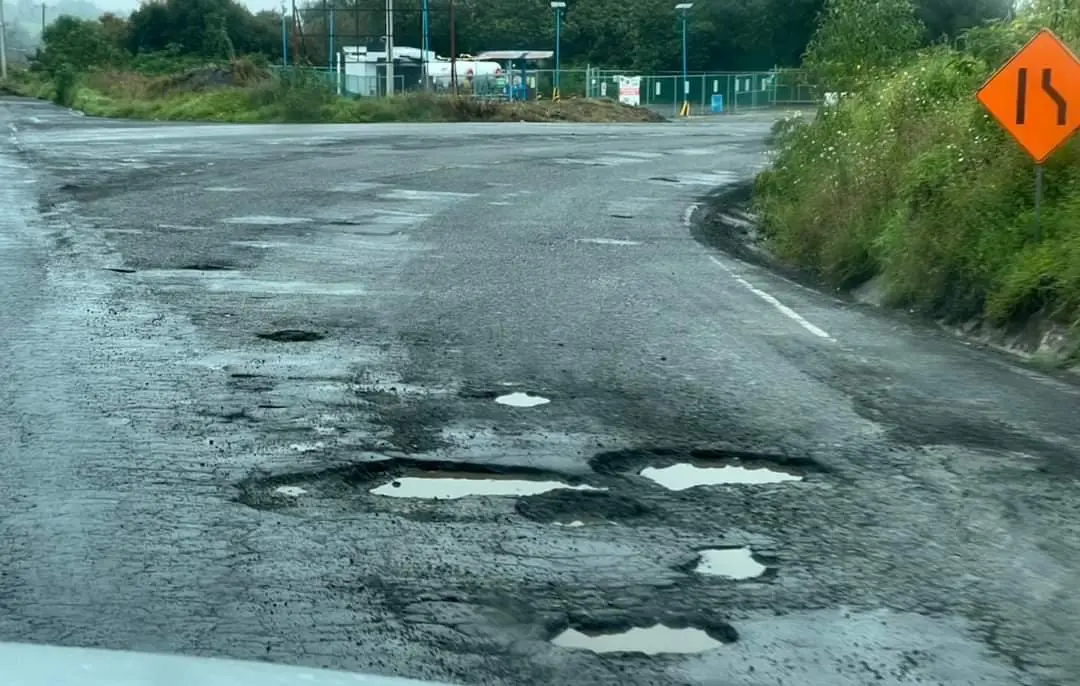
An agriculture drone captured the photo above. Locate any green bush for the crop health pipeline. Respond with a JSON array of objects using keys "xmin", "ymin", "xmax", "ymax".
[
  {"xmin": 755, "ymin": 35, "xmax": 1080, "ymax": 330},
  {"xmin": 52, "ymin": 64, "xmax": 79, "ymax": 107}
]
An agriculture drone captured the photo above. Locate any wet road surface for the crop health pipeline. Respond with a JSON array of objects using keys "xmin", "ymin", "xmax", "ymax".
[{"xmin": 1, "ymin": 97, "xmax": 1078, "ymax": 686}]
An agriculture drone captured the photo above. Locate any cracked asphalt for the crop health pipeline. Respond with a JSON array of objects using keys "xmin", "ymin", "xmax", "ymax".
[{"xmin": 1, "ymin": 96, "xmax": 1078, "ymax": 686}]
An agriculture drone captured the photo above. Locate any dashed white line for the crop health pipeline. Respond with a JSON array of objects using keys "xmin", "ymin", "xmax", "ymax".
[{"xmin": 709, "ymin": 256, "xmax": 832, "ymax": 340}]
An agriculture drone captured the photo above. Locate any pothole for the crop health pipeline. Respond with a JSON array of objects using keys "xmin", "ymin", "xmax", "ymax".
[
  {"xmin": 273, "ymin": 486, "xmax": 307, "ymax": 497},
  {"xmin": 550, "ymin": 622, "xmax": 736, "ymax": 655},
  {"xmin": 222, "ymin": 215, "xmax": 314, "ymax": 225},
  {"xmin": 609, "ymin": 214, "xmax": 634, "ymax": 219},
  {"xmin": 181, "ymin": 262, "xmax": 234, "ymax": 271},
  {"xmin": 641, "ymin": 463, "xmax": 802, "ymax": 490},
  {"xmin": 256, "ymin": 329, "xmax": 325, "ymax": 343},
  {"xmin": 494, "ymin": 392, "xmax": 550, "ymax": 408},
  {"xmin": 371, "ymin": 474, "xmax": 602, "ymax": 500},
  {"xmin": 236, "ymin": 458, "xmax": 601, "ymax": 510},
  {"xmin": 575, "ymin": 238, "xmax": 643, "ymax": 246},
  {"xmin": 589, "ymin": 446, "xmax": 824, "ymax": 491},
  {"xmin": 515, "ymin": 490, "xmax": 652, "ymax": 525},
  {"xmin": 693, "ymin": 547, "xmax": 768, "ymax": 579},
  {"xmin": 648, "ymin": 176, "xmax": 680, "ymax": 183}
]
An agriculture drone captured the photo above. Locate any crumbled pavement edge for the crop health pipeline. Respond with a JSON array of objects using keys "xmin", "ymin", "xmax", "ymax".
[{"xmin": 691, "ymin": 180, "xmax": 1080, "ymax": 376}]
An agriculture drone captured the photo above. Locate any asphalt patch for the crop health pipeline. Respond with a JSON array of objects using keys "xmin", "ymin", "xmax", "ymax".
[
  {"xmin": 256, "ymin": 329, "xmax": 326, "ymax": 342},
  {"xmin": 235, "ymin": 457, "xmax": 597, "ymax": 511},
  {"xmin": 514, "ymin": 490, "xmax": 652, "ymax": 525}
]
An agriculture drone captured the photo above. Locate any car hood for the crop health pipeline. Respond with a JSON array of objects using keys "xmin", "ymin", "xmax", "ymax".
[{"xmin": 0, "ymin": 641, "xmax": 459, "ymax": 686}]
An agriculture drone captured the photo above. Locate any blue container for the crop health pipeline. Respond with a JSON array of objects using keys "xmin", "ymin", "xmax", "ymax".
[{"xmin": 711, "ymin": 94, "xmax": 724, "ymax": 113}]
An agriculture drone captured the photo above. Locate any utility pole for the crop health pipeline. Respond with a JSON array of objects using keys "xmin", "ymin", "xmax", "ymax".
[
  {"xmin": 328, "ymin": 1, "xmax": 334, "ymax": 73},
  {"xmin": 40, "ymin": 2, "xmax": 46, "ymax": 34},
  {"xmin": 448, "ymin": 0, "xmax": 457, "ymax": 94},
  {"xmin": 385, "ymin": 0, "xmax": 394, "ymax": 95},
  {"xmin": 0, "ymin": 0, "xmax": 8, "ymax": 81},
  {"xmin": 421, "ymin": 0, "xmax": 430, "ymax": 90}
]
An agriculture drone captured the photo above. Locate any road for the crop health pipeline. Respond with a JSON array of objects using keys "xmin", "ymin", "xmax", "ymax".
[{"xmin": 0, "ymin": 97, "xmax": 1078, "ymax": 686}]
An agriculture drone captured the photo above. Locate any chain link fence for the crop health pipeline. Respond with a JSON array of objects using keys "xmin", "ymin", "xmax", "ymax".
[
  {"xmin": 272, "ymin": 65, "xmax": 817, "ymax": 114},
  {"xmin": 586, "ymin": 69, "xmax": 817, "ymax": 116}
]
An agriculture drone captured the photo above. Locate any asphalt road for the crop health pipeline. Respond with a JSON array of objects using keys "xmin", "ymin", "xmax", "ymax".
[{"xmin": 1, "ymin": 97, "xmax": 1078, "ymax": 686}]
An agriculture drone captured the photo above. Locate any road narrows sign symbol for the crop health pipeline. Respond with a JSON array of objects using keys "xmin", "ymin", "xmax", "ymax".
[{"xmin": 977, "ymin": 28, "xmax": 1080, "ymax": 163}]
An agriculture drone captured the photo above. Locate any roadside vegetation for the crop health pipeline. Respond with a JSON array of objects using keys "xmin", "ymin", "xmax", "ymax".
[
  {"xmin": 1, "ymin": 61, "xmax": 662, "ymax": 123},
  {"xmin": 755, "ymin": 0, "xmax": 1080, "ymax": 360}
]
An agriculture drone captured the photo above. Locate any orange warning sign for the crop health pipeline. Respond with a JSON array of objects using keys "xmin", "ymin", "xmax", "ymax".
[{"xmin": 977, "ymin": 29, "xmax": 1080, "ymax": 163}]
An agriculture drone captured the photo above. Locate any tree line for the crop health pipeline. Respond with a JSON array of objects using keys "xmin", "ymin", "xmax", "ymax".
[{"xmin": 33, "ymin": 0, "xmax": 1013, "ymax": 76}]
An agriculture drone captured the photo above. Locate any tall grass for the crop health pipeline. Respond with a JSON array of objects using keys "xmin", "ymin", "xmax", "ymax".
[{"xmin": 754, "ymin": 44, "xmax": 1080, "ymax": 336}]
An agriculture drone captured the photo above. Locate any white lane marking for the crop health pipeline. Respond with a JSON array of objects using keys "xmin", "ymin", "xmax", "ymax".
[
  {"xmin": 709, "ymin": 256, "xmax": 832, "ymax": 340},
  {"xmin": 683, "ymin": 203, "xmax": 698, "ymax": 228}
]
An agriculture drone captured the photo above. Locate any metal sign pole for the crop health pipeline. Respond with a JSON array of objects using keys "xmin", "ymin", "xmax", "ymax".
[{"xmin": 1035, "ymin": 164, "xmax": 1044, "ymax": 243}]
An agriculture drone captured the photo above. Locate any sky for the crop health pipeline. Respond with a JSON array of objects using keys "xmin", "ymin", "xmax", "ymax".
[{"xmin": 94, "ymin": 0, "xmax": 286, "ymax": 14}]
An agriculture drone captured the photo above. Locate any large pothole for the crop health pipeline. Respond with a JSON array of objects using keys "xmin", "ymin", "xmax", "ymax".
[
  {"xmin": 549, "ymin": 618, "xmax": 737, "ymax": 655},
  {"xmin": 256, "ymin": 329, "xmax": 326, "ymax": 343},
  {"xmin": 589, "ymin": 446, "xmax": 826, "ymax": 491},
  {"xmin": 235, "ymin": 457, "xmax": 602, "ymax": 510}
]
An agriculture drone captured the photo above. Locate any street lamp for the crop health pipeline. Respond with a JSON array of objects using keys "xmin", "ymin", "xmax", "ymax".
[
  {"xmin": 551, "ymin": 1, "xmax": 565, "ymax": 101},
  {"xmin": 675, "ymin": 2, "xmax": 693, "ymax": 117}
]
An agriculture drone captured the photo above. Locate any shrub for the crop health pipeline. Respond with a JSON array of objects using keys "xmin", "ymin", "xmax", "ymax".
[{"xmin": 755, "ymin": 30, "xmax": 1080, "ymax": 329}]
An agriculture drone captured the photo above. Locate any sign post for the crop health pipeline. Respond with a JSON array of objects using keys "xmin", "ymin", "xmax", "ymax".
[{"xmin": 977, "ymin": 28, "xmax": 1080, "ymax": 242}]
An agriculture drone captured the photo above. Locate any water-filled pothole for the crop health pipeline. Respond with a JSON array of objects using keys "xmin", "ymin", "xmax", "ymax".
[
  {"xmin": 641, "ymin": 463, "xmax": 802, "ymax": 490},
  {"xmin": 693, "ymin": 547, "xmax": 767, "ymax": 579},
  {"xmin": 236, "ymin": 458, "xmax": 600, "ymax": 510},
  {"xmin": 551, "ymin": 623, "xmax": 735, "ymax": 655},
  {"xmin": 370, "ymin": 475, "xmax": 602, "ymax": 500},
  {"xmin": 494, "ymin": 392, "xmax": 550, "ymax": 407},
  {"xmin": 256, "ymin": 329, "xmax": 325, "ymax": 343},
  {"xmin": 589, "ymin": 446, "xmax": 823, "ymax": 490}
]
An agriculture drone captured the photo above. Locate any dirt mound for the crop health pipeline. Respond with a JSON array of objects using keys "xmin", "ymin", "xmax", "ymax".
[{"xmin": 151, "ymin": 59, "xmax": 269, "ymax": 95}]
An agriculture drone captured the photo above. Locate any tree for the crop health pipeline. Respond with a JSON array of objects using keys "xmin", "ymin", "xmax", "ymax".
[
  {"xmin": 803, "ymin": 0, "xmax": 924, "ymax": 90},
  {"xmin": 38, "ymin": 15, "xmax": 123, "ymax": 72}
]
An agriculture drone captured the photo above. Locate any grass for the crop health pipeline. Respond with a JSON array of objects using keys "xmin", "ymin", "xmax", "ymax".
[
  {"xmin": 753, "ymin": 37, "xmax": 1080, "ymax": 358},
  {"xmin": 0, "ymin": 62, "xmax": 664, "ymax": 124}
]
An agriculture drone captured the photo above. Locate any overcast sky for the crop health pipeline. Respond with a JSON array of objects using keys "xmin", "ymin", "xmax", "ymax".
[{"xmin": 95, "ymin": 0, "xmax": 286, "ymax": 14}]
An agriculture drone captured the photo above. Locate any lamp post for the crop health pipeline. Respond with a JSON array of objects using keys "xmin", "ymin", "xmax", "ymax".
[
  {"xmin": 550, "ymin": 1, "xmax": 565, "ymax": 101},
  {"xmin": 280, "ymin": 3, "xmax": 288, "ymax": 66},
  {"xmin": 675, "ymin": 2, "xmax": 692, "ymax": 117}
]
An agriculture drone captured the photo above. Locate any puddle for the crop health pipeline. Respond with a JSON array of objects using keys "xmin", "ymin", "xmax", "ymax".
[
  {"xmin": 370, "ymin": 476, "xmax": 602, "ymax": 500},
  {"xmin": 553, "ymin": 520, "xmax": 585, "ymax": 527},
  {"xmin": 221, "ymin": 215, "xmax": 314, "ymax": 225},
  {"xmin": 494, "ymin": 392, "xmax": 550, "ymax": 407},
  {"xmin": 576, "ymin": 238, "xmax": 642, "ymax": 246},
  {"xmin": 551, "ymin": 625, "xmax": 724, "ymax": 655},
  {"xmin": 640, "ymin": 463, "xmax": 802, "ymax": 490},
  {"xmin": 273, "ymin": 486, "xmax": 307, "ymax": 497},
  {"xmin": 694, "ymin": 547, "xmax": 767, "ymax": 579}
]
